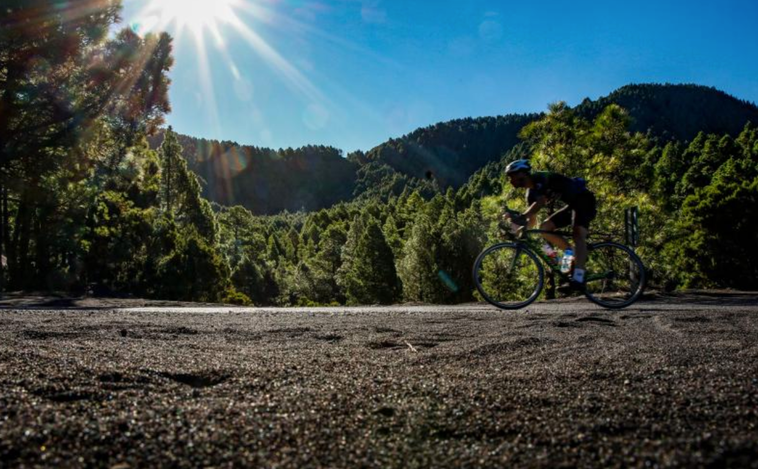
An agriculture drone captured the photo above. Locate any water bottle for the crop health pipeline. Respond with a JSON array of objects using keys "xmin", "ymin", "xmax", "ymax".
[{"xmin": 561, "ymin": 249, "xmax": 574, "ymax": 274}]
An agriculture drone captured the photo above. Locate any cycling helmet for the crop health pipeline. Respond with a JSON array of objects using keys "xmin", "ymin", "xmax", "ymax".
[{"xmin": 505, "ymin": 159, "xmax": 531, "ymax": 174}]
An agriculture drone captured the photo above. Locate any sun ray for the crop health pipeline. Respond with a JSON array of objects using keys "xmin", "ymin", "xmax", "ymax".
[
  {"xmin": 216, "ymin": 41, "xmax": 244, "ymax": 86},
  {"xmin": 235, "ymin": 2, "xmax": 402, "ymax": 71},
  {"xmin": 129, "ymin": 0, "xmax": 404, "ymax": 146},
  {"xmin": 193, "ymin": 29, "xmax": 223, "ymax": 139},
  {"xmin": 129, "ymin": 0, "xmax": 326, "ymax": 104},
  {"xmin": 228, "ymin": 2, "xmax": 397, "ymax": 134},
  {"xmin": 226, "ymin": 14, "xmax": 324, "ymax": 103},
  {"xmin": 208, "ymin": 23, "xmax": 226, "ymax": 49},
  {"xmin": 96, "ymin": 32, "xmax": 163, "ymax": 125},
  {"xmin": 226, "ymin": 0, "xmax": 275, "ymax": 24},
  {"xmin": 129, "ymin": 2, "xmax": 179, "ymax": 37}
]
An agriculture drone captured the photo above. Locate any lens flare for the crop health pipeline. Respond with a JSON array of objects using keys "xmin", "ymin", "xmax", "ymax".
[{"xmin": 438, "ymin": 270, "xmax": 459, "ymax": 293}]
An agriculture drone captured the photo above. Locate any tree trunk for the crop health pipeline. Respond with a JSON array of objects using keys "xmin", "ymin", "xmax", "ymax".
[
  {"xmin": 10, "ymin": 191, "xmax": 33, "ymax": 290},
  {"xmin": 3, "ymin": 185, "xmax": 10, "ymax": 278},
  {"xmin": 0, "ymin": 181, "xmax": 4, "ymax": 296},
  {"xmin": 166, "ymin": 148, "xmax": 171, "ymax": 212},
  {"xmin": 34, "ymin": 208, "xmax": 50, "ymax": 290},
  {"xmin": 0, "ymin": 185, "xmax": 12, "ymax": 290}
]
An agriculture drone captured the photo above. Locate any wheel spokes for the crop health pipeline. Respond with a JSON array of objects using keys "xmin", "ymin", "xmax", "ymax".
[
  {"xmin": 584, "ymin": 242, "xmax": 645, "ymax": 307},
  {"xmin": 474, "ymin": 243, "xmax": 543, "ymax": 309}
]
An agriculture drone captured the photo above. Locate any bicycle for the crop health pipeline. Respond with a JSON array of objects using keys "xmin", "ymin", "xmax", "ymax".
[{"xmin": 472, "ymin": 209, "xmax": 646, "ymax": 309}]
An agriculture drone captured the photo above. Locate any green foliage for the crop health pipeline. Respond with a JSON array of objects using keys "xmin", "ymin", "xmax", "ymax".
[
  {"xmin": 660, "ymin": 126, "xmax": 758, "ymax": 289},
  {"xmin": 397, "ymin": 215, "xmax": 440, "ymax": 303},
  {"xmin": 365, "ymin": 114, "xmax": 541, "ymax": 187},
  {"xmin": 382, "ymin": 215, "xmax": 403, "ymax": 259},
  {"xmin": 85, "ymin": 191, "xmax": 150, "ymax": 289},
  {"xmin": 146, "ymin": 132, "xmax": 360, "ymax": 215},
  {"xmin": 575, "ymin": 84, "xmax": 758, "ymax": 142},
  {"xmin": 520, "ymin": 102, "xmax": 658, "ymax": 241},
  {"xmin": 156, "ymin": 232, "xmax": 230, "ymax": 302},
  {"xmin": 436, "ymin": 205, "xmax": 487, "ymax": 303},
  {"xmin": 159, "ymin": 128, "xmax": 219, "ymax": 243},
  {"xmin": 223, "ymin": 289, "xmax": 252, "ymax": 306},
  {"xmin": 652, "ymin": 141, "xmax": 686, "ymax": 209},
  {"xmin": 675, "ymin": 134, "xmax": 736, "ymax": 201},
  {"xmin": 342, "ymin": 218, "xmax": 399, "ymax": 305},
  {"xmin": 335, "ymin": 215, "xmax": 365, "ymax": 301}
]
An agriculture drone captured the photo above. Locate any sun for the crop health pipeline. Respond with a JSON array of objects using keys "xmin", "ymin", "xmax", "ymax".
[
  {"xmin": 143, "ymin": 0, "xmax": 241, "ymax": 36},
  {"xmin": 128, "ymin": 0, "xmax": 327, "ymax": 138}
]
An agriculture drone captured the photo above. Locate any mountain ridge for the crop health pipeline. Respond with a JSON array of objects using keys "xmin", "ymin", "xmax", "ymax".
[{"xmin": 148, "ymin": 83, "xmax": 758, "ymax": 215}]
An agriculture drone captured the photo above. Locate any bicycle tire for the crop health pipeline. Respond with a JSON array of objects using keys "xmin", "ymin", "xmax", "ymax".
[
  {"xmin": 583, "ymin": 241, "xmax": 646, "ymax": 309},
  {"xmin": 472, "ymin": 243, "xmax": 544, "ymax": 310}
]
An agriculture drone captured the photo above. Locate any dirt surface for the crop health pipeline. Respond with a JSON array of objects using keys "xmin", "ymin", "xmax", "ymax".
[
  {"xmin": 1, "ymin": 292, "xmax": 758, "ymax": 468},
  {"xmin": 0, "ymin": 292, "xmax": 231, "ymax": 309}
]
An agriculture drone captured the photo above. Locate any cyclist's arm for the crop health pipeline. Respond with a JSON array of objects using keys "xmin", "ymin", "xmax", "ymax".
[{"xmin": 523, "ymin": 196, "xmax": 546, "ymax": 228}]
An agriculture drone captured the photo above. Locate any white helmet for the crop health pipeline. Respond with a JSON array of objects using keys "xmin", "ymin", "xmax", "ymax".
[{"xmin": 505, "ymin": 159, "xmax": 531, "ymax": 174}]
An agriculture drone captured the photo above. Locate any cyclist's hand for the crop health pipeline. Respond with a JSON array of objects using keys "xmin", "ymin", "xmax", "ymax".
[{"xmin": 505, "ymin": 209, "xmax": 527, "ymax": 227}]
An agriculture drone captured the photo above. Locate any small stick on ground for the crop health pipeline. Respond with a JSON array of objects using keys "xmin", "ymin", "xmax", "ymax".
[{"xmin": 404, "ymin": 340, "xmax": 418, "ymax": 353}]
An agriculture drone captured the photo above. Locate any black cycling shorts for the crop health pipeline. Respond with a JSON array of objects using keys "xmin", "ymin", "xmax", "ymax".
[{"xmin": 547, "ymin": 192, "xmax": 597, "ymax": 229}]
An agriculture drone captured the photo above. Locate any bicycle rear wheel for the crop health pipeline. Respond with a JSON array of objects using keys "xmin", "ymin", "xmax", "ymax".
[
  {"xmin": 584, "ymin": 241, "xmax": 645, "ymax": 309},
  {"xmin": 473, "ymin": 243, "xmax": 544, "ymax": 309}
]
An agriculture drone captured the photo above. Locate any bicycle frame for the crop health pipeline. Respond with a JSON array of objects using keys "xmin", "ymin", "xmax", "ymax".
[
  {"xmin": 503, "ymin": 227, "xmax": 611, "ymax": 284},
  {"xmin": 506, "ymin": 230, "xmax": 569, "ymax": 279}
]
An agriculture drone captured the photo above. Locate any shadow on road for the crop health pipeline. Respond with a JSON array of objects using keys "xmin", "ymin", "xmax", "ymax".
[{"xmin": 652, "ymin": 290, "xmax": 758, "ymax": 307}]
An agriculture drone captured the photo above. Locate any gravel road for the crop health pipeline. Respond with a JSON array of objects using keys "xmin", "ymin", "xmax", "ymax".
[{"xmin": 1, "ymin": 292, "xmax": 757, "ymax": 468}]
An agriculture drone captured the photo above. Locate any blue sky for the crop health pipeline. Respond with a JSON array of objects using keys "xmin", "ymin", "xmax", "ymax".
[{"xmin": 122, "ymin": 0, "xmax": 758, "ymax": 153}]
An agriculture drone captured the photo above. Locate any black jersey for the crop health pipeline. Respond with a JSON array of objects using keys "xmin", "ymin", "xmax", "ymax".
[{"xmin": 526, "ymin": 171, "xmax": 589, "ymax": 206}]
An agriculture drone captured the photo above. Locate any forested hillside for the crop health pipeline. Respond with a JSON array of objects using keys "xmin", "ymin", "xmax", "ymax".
[
  {"xmin": 152, "ymin": 84, "xmax": 758, "ymax": 215},
  {"xmin": 575, "ymin": 84, "xmax": 758, "ymax": 141},
  {"xmin": 366, "ymin": 84, "xmax": 758, "ymax": 187},
  {"xmin": 146, "ymin": 134, "xmax": 360, "ymax": 214},
  {"xmin": 217, "ymin": 104, "xmax": 756, "ymax": 306},
  {"xmin": 362, "ymin": 114, "xmax": 541, "ymax": 188}
]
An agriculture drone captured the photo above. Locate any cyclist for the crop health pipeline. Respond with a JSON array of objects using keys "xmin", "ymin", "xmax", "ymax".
[{"xmin": 503, "ymin": 159, "xmax": 597, "ymax": 290}]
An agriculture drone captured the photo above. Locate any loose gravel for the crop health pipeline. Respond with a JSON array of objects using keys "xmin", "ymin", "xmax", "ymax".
[{"xmin": 1, "ymin": 292, "xmax": 757, "ymax": 468}]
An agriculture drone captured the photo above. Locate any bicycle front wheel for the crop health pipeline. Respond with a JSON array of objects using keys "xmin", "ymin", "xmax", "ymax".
[
  {"xmin": 473, "ymin": 243, "xmax": 544, "ymax": 310},
  {"xmin": 584, "ymin": 241, "xmax": 646, "ymax": 309}
]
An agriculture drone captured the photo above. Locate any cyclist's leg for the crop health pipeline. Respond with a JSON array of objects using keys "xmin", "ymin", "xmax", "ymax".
[
  {"xmin": 571, "ymin": 192, "xmax": 597, "ymax": 273},
  {"xmin": 542, "ymin": 207, "xmax": 572, "ymax": 250},
  {"xmin": 573, "ymin": 224, "xmax": 589, "ymax": 270}
]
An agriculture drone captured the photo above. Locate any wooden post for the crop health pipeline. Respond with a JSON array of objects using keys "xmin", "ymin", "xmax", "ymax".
[{"xmin": 625, "ymin": 206, "xmax": 639, "ymax": 248}]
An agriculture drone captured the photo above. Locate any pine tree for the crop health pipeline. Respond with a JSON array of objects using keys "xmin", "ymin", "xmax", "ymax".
[
  {"xmin": 160, "ymin": 126, "xmax": 183, "ymax": 213},
  {"xmin": 346, "ymin": 218, "xmax": 399, "ymax": 304},
  {"xmin": 159, "ymin": 127, "xmax": 218, "ymax": 243},
  {"xmin": 382, "ymin": 215, "xmax": 403, "ymax": 259},
  {"xmin": 336, "ymin": 215, "xmax": 365, "ymax": 300},
  {"xmin": 397, "ymin": 216, "xmax": 439, "ymax": 302}
]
